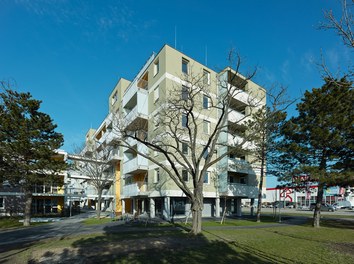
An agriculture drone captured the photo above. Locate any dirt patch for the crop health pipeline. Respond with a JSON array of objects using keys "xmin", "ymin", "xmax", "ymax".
[
  {"xmin": 29, "ymin": 235, "xmax": 207, "ymax": 263},
  {"xmin": 330, "ymin": 242, "xmax": 354, "ymax": 257}
]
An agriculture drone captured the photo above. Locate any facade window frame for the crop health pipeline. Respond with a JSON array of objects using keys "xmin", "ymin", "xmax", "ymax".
[
  {"xmin": 182, "ymin": 58, "xmax": 189, "ymax": 74},
  {"xmin": 154, "ymin": 59, "xmax": 160, "ymax": 76},
  {"xmin": 203, "ymin": 171, "xmax": 210, "ymax": 184},
  {"xmin": 182, "ymin": 114, "xmax": 188, "ymax": 128},
  {"xmin": 182, "ymin": 169, "xmax": 189, "ymax": 182},
  {"xmin": 203, "ymin": 120, "xmax": 210, "ymax": 134},
  {"xmin": 154, "ymin": 168, "xmax": 160, "ymax": 183}
]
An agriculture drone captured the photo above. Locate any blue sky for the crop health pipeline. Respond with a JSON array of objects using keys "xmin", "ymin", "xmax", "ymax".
[{"xmin": 0, "ymin": 0, "xmax": 351, "ymax": 187}]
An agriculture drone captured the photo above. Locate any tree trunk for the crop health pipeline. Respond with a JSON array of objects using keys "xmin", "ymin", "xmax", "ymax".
[
  {"xmin": 256, "ymin": 149, "xmax": 266, "ymax": 222},
  {"xmin": 190, "ymin": 186, "xmax": 203, "ymax": 235},
  {"xmin": 191, "ymin": 201, "xmax": 202, "ymax": 235},
  {"xmin": 97, "ymin": 189, "xmax": 102, "ymax": 219},
  {"xmin": 23, "ymin": 189, "xmax": 32, "ymax": 226},
  {"xmin": 313, "ymin": 183, "xmax": 324, "ymax": 228}
]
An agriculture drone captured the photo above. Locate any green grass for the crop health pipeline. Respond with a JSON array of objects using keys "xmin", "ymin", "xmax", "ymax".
[
  {"xmin": 2, "ymin": 218, "xmax": 354, "ymax": 263},
  {"xmin": 82, "ymin": 217, "xmax": 115, "ymax": 225},
  {"xmin": 0, "ymin": 217, "xmax": 23, "ymax": 229},
  {"xmin": 0, "ymin": 217, "xmax": 52, "ymax": 229}
]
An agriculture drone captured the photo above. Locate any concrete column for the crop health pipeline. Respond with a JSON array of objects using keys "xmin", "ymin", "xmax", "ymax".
[
  {"xmin": 132, "ymin": 198, "xmax": 136, "ymax": 214},
  {"xmin": 122, "ymin": 199, "xmax": 125, "ymax": 214},
  {"xmin": 215, "ymin": 197, "xmax": 220, "ymax": 217},
  {"xmin": 150, "ymin": 198, "xmax": 156, "ymax": 218},
  {"xmin": 163, "ymin": 196, "xmax": 170, "ymax": 220},
  {"xmin": 236, "ymin": 198, "xmax": 242, "ymax": 217},
  {"xmin": 141, "ymin": 199, "xmax": 145, "ymax": 213},
  {"xmin": 250, "ymin": 198, "xmax": 255, "ymax": 216}
]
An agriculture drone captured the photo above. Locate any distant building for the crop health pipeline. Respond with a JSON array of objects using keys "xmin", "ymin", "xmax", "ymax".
[
  {"xmin": 0, "ymin": 150, "xmax": 67, "ymax": 216},
  {"xmin": 265, "ymin": 185, "xmax": 348, "ymax": 207}
]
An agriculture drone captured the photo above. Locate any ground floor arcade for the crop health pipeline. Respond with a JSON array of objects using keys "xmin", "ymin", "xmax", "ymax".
[{"xmin": 121, "ymin": 196, "xmax": 254, "ymax": 220}]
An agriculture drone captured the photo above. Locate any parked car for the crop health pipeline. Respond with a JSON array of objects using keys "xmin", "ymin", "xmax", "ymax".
[
  {"xmin": 309, "ymin": 203, "xmax": 336, "ymax": 212},
  {"xmin": 333, "ymin": 201, "xmax": 353, "ymax": 209}
]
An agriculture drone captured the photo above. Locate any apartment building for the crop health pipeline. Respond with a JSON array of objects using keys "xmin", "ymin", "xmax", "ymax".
[
  {"xmin": 80, "ymin": 44, "xmax": 266, "ymax": 219},
  {"xmin": 0, "ymin": 150, "xmax": 67, "ymax": 216}
]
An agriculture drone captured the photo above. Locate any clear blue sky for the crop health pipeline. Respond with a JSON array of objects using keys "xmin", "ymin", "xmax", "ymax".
[{"xmin": 0, "ymin": 0, "xmax": 351, "ymax": 187}]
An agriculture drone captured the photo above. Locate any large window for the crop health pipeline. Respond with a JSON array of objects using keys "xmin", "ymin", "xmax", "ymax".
[
  {"xmin": 182, "ymin": 114, "xmax": 187, "ymax": 127},
  {"xmin": 0, "ymin": 197, "xmax": 4, "ymax": 209},
  {"xmin": 182, "ymin": 58, "xmax": 189, "ymax": 74},
  {"xmin": 154, "ymin": 113, "xmax": 160, "ymax": 130},
  {"xmin": 203, "ymin": 120, "xmax": 210, "ymax": 134},
  {"xmin": 202, "ymin": 146, "xmax": 209, "ymax": 159},
  {"xmin": 154, "ymin": 168, "xmax": 160, "ymax": 183},
  {"xmin": 182, "ymin": 170, "xmax": 189, "ymax": 182},
  {"xmin": 154, "ymin": 59, "xmax": 159, "ymax": 76},
  {"xmin": 203, "ymin": 69, "xmax": 210, "ymax": 85},
  {"xmin": 154, "ymin": 85, "xmax": 159, "ymax": 102},
  {"xmin": 203, "ymin": 94, "xmax": 209, "ymax": 109},
  {"xmin": 111, "ymin": 91, "xmax": 118, "ymax": 105},
  {"xmin": 203, "ymin": 171, "xmax": 210, "ymax": 184},
  {"xmin": 181, "ymin": 85, "xmax": 188, "ymax": 100},
  {"xmin": 182, "ymin": 142, "xmax": 189, "ymax": 154}
]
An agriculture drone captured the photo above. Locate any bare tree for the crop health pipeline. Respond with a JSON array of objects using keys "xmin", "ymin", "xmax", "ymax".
[
  {"xmin": 321, "ymin": 0, "xmax": 354, "ymax": 48},
  {"xmin": 319, "ymin": 0, "xmax": 354, "ymax": 82},
  {"xmin": 114, "ymin": 50, "xmax": 264, "ymax": 234},
  {"xmin": 246, "ymin": 86, "xmax": 294, "ymax": 222},
  {"xmin": 69, "ymin": 144, "xmax": 116, "ymax": 219}
]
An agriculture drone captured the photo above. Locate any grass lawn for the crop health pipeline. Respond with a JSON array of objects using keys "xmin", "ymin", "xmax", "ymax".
[
  {"xmin": 1, "ymin": 218, "xmax": 353, "ymax": 263},
  {"xmin": 0, "ymin": 217, "xmax": 53, "ymax": 230},
  {"xmin": 0, "ymin": 217, "xmax": 23, "ymax": 229}
]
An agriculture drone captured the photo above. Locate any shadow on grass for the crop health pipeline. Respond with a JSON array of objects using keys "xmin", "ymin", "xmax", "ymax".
[{"xmin": 28, "ymin": 223, "xmax": 275, "ymax": 264}]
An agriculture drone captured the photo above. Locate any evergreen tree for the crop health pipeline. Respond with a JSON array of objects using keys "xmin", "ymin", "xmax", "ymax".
[
  {"xmin": 0, "ymin": 84, "xmax": 65, "ymax": 226},
  {"xmin": 280, "ymin": 77, "xmax": 354, "ymax": 227}
]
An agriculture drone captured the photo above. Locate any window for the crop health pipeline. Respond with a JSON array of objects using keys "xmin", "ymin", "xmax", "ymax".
[
  {"xmin": 154, "ymin": 168, "xmax": 160, "ymax": 183},
  {"xmin": 203, "ymin": 120, "xmax": 210, "ymax": 134},
  {"xmin": 0, "ymin": 197, "xmax": 4, "ymax": 209},
  {"xmin": 203, "ymin": 69, "xmax": 210, "ymax": 85},
  {"xmin": 154, "ymin": 113, "xmax": 160, "ymax": 130},
  {"xmin": 203, "ymin": 171, "xmax": 210, "ymax": 184},
  {"xmin": 154, "ymin": 85, "xmax": 159, "ymax": 102},
  {"xmin": 111, "ymin": 91, "xmax": 118, "ymax": 105},
  {"xmin": 182, "ymin": 142, "xmax": 188, "ymax": 155},
  {"xmin": 203, "ymin": 94, "xmax": 209, "ymax": 109},
  {"xmin": 182, "ymin": 170, "xmax": 188, "ymax": 182},
  {"xmin": 181, "ymin": 85, "xmax": 188, "ymax": 100},
  {"xmin": 154, "ymin": 59, "xmax": 159, "ymax": 76},
  {"xmin": 182, "ymin": 114, "xmax": 187, "ymax": 127},
  {"xmin": 182, "ymin": 58, "xmax": 189, "ymax": 74},
  {"xmin": 240, "ymin": 176, "xmax": 246, "ymax": 184},
  {"xmin": 202, "ymin": 146, "xmax": 209, "ymax": 159}
]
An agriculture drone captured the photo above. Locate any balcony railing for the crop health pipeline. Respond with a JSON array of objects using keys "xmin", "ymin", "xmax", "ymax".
[
  {"xmin": 227, "ymin": 183, "xmax": 258, "ymax": 198},
  {"xmin": 108, "ymin": 148, "xmax": 120, "ymax": 162},
  {"xmin": 123, "ymin": 155, "xmax": 148, "ymax": 174},
  {"xmin": 228, "ymin": 109, "xmax": 246, "ymax": 124},
  {"xmin": 228, "ymin": 158, "xmax": 251, "ymax": 174},
  {"xmin": 123, "ymin": 181, "xmax": 147, "ymax": 197}
]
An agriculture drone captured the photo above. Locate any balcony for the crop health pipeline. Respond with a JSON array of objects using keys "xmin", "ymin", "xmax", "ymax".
[
  {"xmin": 226, "ymin": 183, "xmax": 258, "ymax": 198},
  {"xmin": 228, "ymin": 158, "xmax": 251, "ymax": 174},
  {"xmin": 124, "ymin": 103, "xmax": 148, "ymax": 130},
  {"xmin": 123, "ymin": 181, "xmax": 148, "ymax": 197},
  {"xmin": 108, "ymin": 148, "xmax": 121, "ymax": 162},
  {"xmin": 228, "ymin": 109, "xmax": 246, "ymax": 124},
  {"xmin": 123, "ymin": 155, "xmax": 148, "ymax": 174}
]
